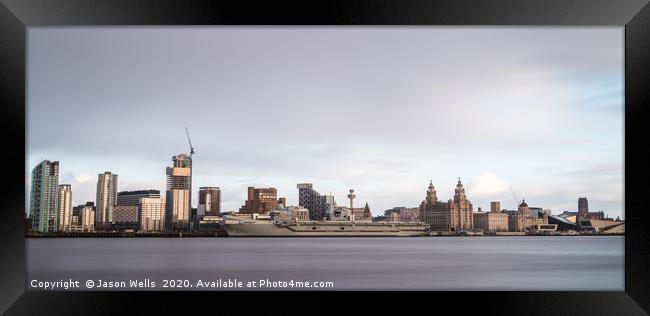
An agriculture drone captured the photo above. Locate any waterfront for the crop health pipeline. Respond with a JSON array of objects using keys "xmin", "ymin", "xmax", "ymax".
[{"xmin": 26, "ymin": 236, "xmax": 623, "ymax": 290}]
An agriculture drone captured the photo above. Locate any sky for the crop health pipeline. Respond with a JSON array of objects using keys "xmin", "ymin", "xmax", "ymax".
[{"xmin": 27, "ymin": 27, "xmax": 624, "ymax": 219}]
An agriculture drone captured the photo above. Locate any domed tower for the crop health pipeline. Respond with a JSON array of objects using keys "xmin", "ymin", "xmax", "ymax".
[
  {"xmin": 419, "ymin": 180, "xmax": 452, "ymax": 232},
  {"xmin": 518, "ymin": 198, "xmax": 529, "ymax": 216},
  {"xmin": 426, "ymin": 180, "xmax": 438, "ymax": 204},
  {"xmin": 454, "ymin": 177, "xmax": 466, "ymax": 200},
  {"xmin": 450, "ymin": 177, "xmax": 473, "ymax": 230}
]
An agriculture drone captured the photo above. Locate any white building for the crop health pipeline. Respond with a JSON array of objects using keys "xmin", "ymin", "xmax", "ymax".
[
  {"xmin": 29, "ymin": 160, "xmax": 59, "ymax": 232},
  {"xmin": 96, "ymin": 171, "xmax": 118, "ymax": 223},
  {"xmin": 76, "ymin": 202, "xmax": 95, "ymax": 232},
  {"xmin": 57, "ymin": 184, "xmax": 72, "ymax": 232},
  {"xmin": 140, "ymin": 197, "xmax": 166, "ymax": 232}
]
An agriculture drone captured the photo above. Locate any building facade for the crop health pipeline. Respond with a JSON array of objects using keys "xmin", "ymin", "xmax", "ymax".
[
  {"xmin": 578, "ymin": 197, "xmax": 589, "ymax": 218},
  {"xmin": 573, "ymin": 197, "xmax": 606, "ymax": 225},
  {"xmin": 29, "ymin": 160, "xmax": 60, "ymax": 232},
  {"xmin": 350, "ymin": 202, "xmax": 373, "ymax": 221},
  {"xmin": 297, "ymin": 183, "xmax": 329, "ymax": 220},
  {"xmin": 140, "ymin": 197, "xmax": 165, "ymax": 232},
  {"xmin": 73, "ymin": 202, "xmax": 96, "ymax": 232},
  {"xmin": 473, "ymin": 211, "xmax": 509, "ymax": 232},
  {"xmin": 112, "ymin": 205, "xmax": 139, "ymax": 230},
  {"xmin": 399, "ymin": 207, "xmax": 420, "ymax": 221},
  {"xmin": 419, "ymin": 181, "xmax": 451, "ymax": 231},
  {"xmin": 324, "ymin": 194, "xmax": 336, "ymax": 213},
  {"xmin": 96, "ymin": 171, "xmax": 118, "ymax": 224},
  {"xmin": 384, "ymin": 207, "xmax": 403, "ymax": 221},
  {"xmin": 117, "ymin": 190, "xmax": 160, "ymax": 206},
  {"xmin": 165, "ymin": 154, "xmax": 192, "ymax": 232},
  {"xmin": 448, "ymin": 178, "xmax": 473, "ymax": 230},
  {"xmin": 198, "ymin": 187, "xmax": 221, "ymax": 216},
  {"xmin": 57, "ymin": 184, "xmax": 73, "ymax": 232},
  {"xmin": 490, "ymin": 201, "xmax": 501, "ymax": 213},
  {"xmin": 239, "ymin": 187, "xmax": 282, "ymax": 214},
  {"xmin": 291, "ymin": 207, "xmax": 310, "ymax": 221},
  {"xmin": 509, "ymin": 199, "xmax": 549, "ymax": 231},
  {"xmin": 384, "ymin": 207, "xmax": 419, "ymax": 222}
]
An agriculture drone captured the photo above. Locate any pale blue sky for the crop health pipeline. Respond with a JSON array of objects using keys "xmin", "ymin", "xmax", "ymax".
[{"xmin": 27, "ymin": 27, "xmax": 624, "ymax": 219}]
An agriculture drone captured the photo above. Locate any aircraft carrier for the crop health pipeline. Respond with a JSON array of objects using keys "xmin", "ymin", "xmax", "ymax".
[{"xmin": 222, "ymin": 215, "xmax": 430, "ymax": 237}]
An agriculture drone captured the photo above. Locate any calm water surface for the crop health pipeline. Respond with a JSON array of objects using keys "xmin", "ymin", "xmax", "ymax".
[{"xmin": 26, "ymin": 236, "xmax": 624, "ymax": 290}]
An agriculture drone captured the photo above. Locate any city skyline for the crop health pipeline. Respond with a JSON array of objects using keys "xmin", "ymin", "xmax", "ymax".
[
  {"xmin": 24, "ymin": 157, "xmax": 615, "ymax": 220},
  {"xmin": 27, "ymin": 27, "xmax": 624, "ymax": 218}
]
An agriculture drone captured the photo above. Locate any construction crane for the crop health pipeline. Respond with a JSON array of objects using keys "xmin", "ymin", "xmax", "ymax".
[
  {"xmin": 509, "ymin": 186, "xmax": 520, "ymax": 207},
  {"xmin": 185, "ymin": 127, "xmax": 195, "ymax": 233},
  {"xmin": 185, "ymin": 127, "xmax": 195, "ymax": 157}
]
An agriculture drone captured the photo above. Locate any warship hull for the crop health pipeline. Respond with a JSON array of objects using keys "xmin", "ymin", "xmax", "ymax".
[{"xmin": 223, "ymin": 218, "xmax": 429, "ymax": 237}]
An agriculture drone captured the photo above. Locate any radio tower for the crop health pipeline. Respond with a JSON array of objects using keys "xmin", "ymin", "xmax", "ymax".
[{"xmin": 347, "ymin": 189, "xmax": 356, "ymax": 222}]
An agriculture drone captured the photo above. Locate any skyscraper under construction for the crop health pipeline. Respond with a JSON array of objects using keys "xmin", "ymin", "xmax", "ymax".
[{"xmin": 165, "ymin": 154, "xmax": 192, "ymax": 232}]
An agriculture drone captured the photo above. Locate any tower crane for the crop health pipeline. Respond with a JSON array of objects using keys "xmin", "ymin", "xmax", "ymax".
[
  {"xmin": 185, "ymin": 127, "xmax": 195, "ymax": 158},
  {"xmin": 184, "ymin": 127, "xmax": 195, "ymax": 232},
  {"xmin": 509, "ymin": 186, "xmax": 520, "ymax": 207}
]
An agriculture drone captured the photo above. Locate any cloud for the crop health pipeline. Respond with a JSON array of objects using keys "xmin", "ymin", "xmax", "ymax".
[
  {"xmin": 468, "ymin": 173, "xmax": 510, "ymax": 198},
  {"xmin": 74, "ymin": 173, "xmax": 93, "ymax": 183}
]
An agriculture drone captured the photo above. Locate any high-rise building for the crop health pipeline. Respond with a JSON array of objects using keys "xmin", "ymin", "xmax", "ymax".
[
  {"xmin": 117, "ymin": 190, "xmax": 160, "ymax": 206},
  {"xmin": 198, "ymin": 187, "xmax": 221, "ymax": 216},
  {"xmin": 29, "ymin": 160, "xmax": 59, "ymax": 232},
  {"xmin": 95, "ymin": 172, "xmax": 118, "ymax": 223},
  {"xmin": 239, "ymin": 187, "xmax": 282, "ymax": 214},
  {"xmin": 448, "ymin": 178, "xmax": 473, "ymax": 230},
  {"xmin": 140, "ymin": 197, "xmax": 166, "ymax": 232},
  {"xmin": 297, "ymin": 183, "xmax": 328, "ymax": 220},
  {"xmin": 57, "ymin": 184, "xmax": 72, "ymax": 232},
  {"xmin": 165, "ymin": 154, "xmax": 192, "ymax": 232},
  {"xmin": 419, "ymin": 180, "xmax": 451, "ymax": 231},
  {"xmin": 324, "ymin": 194, "xmax": 336, "ymax": 213}
]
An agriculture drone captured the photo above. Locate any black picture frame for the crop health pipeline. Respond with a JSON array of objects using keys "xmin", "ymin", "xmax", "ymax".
[{"xmin": 1, "ymin": 0, "xmax": 648, "ymax": 314}]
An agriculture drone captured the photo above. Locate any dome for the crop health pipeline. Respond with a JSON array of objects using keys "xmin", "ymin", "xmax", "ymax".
[{"xmin": 519, "ymin": 199, "xmax": 528, "ymax": 208}]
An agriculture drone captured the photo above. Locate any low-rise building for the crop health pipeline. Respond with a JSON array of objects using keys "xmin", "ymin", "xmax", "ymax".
[
  {"xmin": 350, "ymin": 202, "xmax": 373, "ymax": 222},
  {"xmin": 240, "ymin": 187, "xmax": 284, "ymax": 215},
  {"xmin": 473, "ymin": 209, "xmax": 509, "ymax": 232},
  {"xmin": 384, "ymin": 207, "xmax": 420, "ymax": 222},
  {"xmin": 509, "ymin": 199, "xmax": 549, "ymax": 232},
  {"xmin": 140, "ymin": 197, "xmax": 165, "ymax": 232},
  {"xmin": 113, "ymin": 205, "xmax": 140, "ymax": 231},
  {"xmin": 74, "ymin": 202, "xmax": 95, "ymax": 232},
  {"xmin": 197, "ymin": 215, "xmax": 223, "ymax": 232}
]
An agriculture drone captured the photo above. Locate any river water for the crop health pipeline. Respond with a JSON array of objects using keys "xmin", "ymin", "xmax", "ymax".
[{"xmin": 26, "ymin": 236, "xmax": 624, "ymax": 291}]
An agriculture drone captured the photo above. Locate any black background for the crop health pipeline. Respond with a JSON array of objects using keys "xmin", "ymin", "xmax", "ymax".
[{"xmin": 1, "ymin": 0, "xmax": 649, "ymax": 315}]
